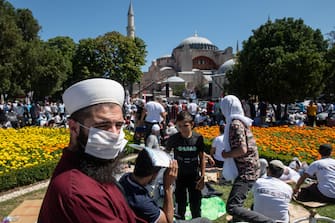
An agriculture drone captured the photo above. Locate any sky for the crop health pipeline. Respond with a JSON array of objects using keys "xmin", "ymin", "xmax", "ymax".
[{"xmin": 7, "ymin": 0, "xmax": 335, "ymax": 72}]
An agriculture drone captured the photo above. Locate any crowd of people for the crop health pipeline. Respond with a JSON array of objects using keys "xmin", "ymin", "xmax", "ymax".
[
  {"xmin": 2, "ymin": 78, "xmax": 331, "ymax": 223},
  {"xmin": 0, "ymin": 100, "xmax": 67, "ymax": 128}
]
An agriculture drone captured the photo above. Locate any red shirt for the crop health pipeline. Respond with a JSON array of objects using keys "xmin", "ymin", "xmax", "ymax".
[
  {"xmin": 207, "ymin": 101, "xmax": 215, "ymax": 114},
  {"xmin": 38, "ymin": 149, "xmax": 146, "ymax": 223}
]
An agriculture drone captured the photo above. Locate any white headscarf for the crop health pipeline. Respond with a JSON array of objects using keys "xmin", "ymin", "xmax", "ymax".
[{"xmin": 220, "ymin": 95, "xmax": 253, "ymax": 152}]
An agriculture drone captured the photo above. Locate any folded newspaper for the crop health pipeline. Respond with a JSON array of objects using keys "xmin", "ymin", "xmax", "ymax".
[{"xmin": 145, "ymin": 147, "xmax": 171, "ymax": 168}]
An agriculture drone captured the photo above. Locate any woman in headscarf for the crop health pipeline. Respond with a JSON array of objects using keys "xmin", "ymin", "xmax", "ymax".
[{"xmin": 220, "ymin": 95, "xmax": 275, "ymax": 223}]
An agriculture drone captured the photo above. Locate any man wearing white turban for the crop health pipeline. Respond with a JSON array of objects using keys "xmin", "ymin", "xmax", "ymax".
[
  {"xmin": 220, "ymin": 95, "xmax": 275, "ymax": 223},
  {"xmin": 38, "ymin": 78, "xmax": 146, "ymax": 223}
]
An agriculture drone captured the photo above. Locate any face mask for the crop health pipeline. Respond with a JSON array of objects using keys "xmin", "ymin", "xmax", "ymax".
[{"xmin": 79, "ymin": 124, "xmax": 128, "ymax": 159}]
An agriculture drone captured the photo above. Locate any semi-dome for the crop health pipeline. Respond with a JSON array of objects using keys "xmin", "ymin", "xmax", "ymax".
[
  {"xmin": 217, "ymin": 59, "xmax": 235, "ymax": 74},
  {"xmin": 176, "ymin": 34, "xmax": 218, "ymax": 50},
  {"xmin": 163, "ymin": 76, "xmax": 185, "ymax": 83}
]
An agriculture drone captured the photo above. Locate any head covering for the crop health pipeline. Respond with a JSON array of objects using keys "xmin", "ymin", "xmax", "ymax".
[
  {"xmin": 63, "ymin": 78, "xmax": 124, "ymax": 115},
  {"xmin": 289, "ymin": 157, "xmax": 302, "ymax": 170},
  {"xmin": 259, "ymin": 158, "xmax": 269, "ymax": 177},
  {"xmin": 220, "ymin": 95, "xmax": 253, "ymax": 153},
  {"xmin": 269, "ymin": 160, "xmax": 285, "ymax": 170},
  {"xmin": 152, "ymin": 124, "xmax": 160, "ymax": 132}
]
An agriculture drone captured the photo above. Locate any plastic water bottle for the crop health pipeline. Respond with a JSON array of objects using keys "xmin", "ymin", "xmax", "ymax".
[{"xmin": 2, "ymin": 216, "xmax": 19, "ymax": 223}]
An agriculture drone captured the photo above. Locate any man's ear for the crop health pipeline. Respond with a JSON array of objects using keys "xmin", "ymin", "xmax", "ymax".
[{"xmin": 68, "ymin": 119, "xmax": 80, "ymax": 136}]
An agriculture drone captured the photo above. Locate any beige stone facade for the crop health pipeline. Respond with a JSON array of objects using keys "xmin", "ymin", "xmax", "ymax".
[{"xmin": 138, "ymin": 34, "xmax": 234, "ymax": 99}]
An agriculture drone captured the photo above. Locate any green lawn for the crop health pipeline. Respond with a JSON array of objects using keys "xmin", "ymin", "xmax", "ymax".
[{"xmin": 0, "ymin": 183, "xmax": 334, "ymax": 222}]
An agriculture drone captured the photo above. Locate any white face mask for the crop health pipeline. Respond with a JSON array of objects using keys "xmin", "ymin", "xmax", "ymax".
[{"xmin": 79, "ymin": 124, "xmax": 128, "ymax": 160}]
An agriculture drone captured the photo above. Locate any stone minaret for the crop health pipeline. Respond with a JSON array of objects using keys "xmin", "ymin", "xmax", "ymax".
[{"xmin": 127, "ymin": 1, "xmax": 135, "ymax": 38}]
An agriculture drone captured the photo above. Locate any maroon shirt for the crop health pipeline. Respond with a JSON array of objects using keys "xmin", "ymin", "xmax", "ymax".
[{"xmin": 38, "ymin": 149, "xmax": 146, "ymax": 223}]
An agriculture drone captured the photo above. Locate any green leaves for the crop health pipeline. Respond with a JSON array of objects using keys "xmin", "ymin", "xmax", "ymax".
[
  {"xmin": 228, "ymin": 17, "xmax": 328, "ymax": 104},
  {"xmin": 1, "ymin": 1, "xmax": 147, "ymax": 101},
  {"xmin": 72, "ymin": 31, "xmax": 147, "ymax": 87}
]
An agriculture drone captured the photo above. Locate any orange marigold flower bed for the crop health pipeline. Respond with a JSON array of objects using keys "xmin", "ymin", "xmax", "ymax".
[{"xmin": 194, "ymin": 125, "xmax": 335, "ymax": 163}]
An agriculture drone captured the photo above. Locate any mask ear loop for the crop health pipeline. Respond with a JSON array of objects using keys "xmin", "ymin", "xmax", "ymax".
[
  {"xmin": 77, "ymin": 122, "xmax": 90, "ymax": 130},
  {"xmin": 76, "ymin": 122, "xmax": 90, "ymax": 151}
]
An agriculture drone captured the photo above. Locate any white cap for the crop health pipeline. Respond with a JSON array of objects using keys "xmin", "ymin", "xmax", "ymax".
[
  {"xmin": 269, "ymin": 159, "xmax": 285, "ymax": 169},
  {"xmin": 152, "ymin": 124, "xmax": 160, "ymax": 131},
  {"xmin": 63, "ymin": 78, "xmax": 124, "ymax": 115}
]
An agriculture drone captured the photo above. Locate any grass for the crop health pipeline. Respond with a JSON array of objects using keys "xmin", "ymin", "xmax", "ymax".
[
  {"xmin": 212, "ymin": 183, "xmax": 335, "ymax": 222},
  {"xmin": 0, "ymin": 182, "xmax": 334, "ymax": 222},
  {"xmin": 0, "ymin": 187, "xmax": 47, "ymax": 220}
]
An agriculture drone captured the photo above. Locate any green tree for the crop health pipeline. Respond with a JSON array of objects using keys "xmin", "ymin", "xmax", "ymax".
[
  {"xmin": 71, "ymin": 37, "xmax": 101, "ymax": 84},
  {"xmin": 323, "ymin": 30, "xmax": 335, "ymax": 101},
  {"xmin": 29, "ymin": 41, "xmax": 70, "ymax": 100},
  {"xmin": 45, "ymin": 36, "xmax": 76, "ymax": 98},
  {"xmin": 15, "ymin": 8, "xmax": 40, "ymax": 41},
  {"xmin": 0, "ymin": 1, "xmax": 46, "ymax": 99},
  {"xmin": 0, "ymin": 0, "xmax": 23, "ymax": 97},
  {"xmin": 72, "ymin": 31, "xmax": 146, "ymax": 87},
  {"xmin": 226, "ymin": 18, "xmax": 328, "ymax": 120}
]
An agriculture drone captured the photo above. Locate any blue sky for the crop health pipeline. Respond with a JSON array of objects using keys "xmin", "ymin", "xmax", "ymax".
[{"xmin": 7, "ymin": 0, "xmax": 335, "ymax": 71}]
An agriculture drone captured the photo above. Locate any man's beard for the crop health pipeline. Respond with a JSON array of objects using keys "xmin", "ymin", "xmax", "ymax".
[{"xmin": 76, "ymin": 127, "xmax": 125, "ymax": 184}]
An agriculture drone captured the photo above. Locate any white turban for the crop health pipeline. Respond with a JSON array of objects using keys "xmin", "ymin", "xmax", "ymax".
[{"xmin": 62, "ymin": 78, "xmax": 124, "ymax": 115}]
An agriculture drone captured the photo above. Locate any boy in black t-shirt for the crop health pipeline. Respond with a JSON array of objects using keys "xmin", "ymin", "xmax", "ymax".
[{"xmin": 166, "ymin": 111, "xmax": 206, "ymax": 220}]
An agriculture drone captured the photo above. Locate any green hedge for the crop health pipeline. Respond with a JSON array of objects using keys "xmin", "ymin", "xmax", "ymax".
[{"xmin": 0, "ymin": 160, "xmax": 59, "ymax": 192}]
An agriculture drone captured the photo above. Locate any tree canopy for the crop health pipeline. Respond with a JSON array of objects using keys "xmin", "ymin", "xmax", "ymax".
[
  {"xmin": 72, "ymin": 31, "xmax": 146, "ymax": 87},
  {"xmin": 0, "ymin": 0, "xmax": 147, "ymax": 101},
  {"xmin": 0, "ymin": 0, "xmax": 69, "ymax": 99},
  {"xmin": 323, "ymin": 30, "xmax": 335, "ymax": 101},
  {"xmin": 226, "ymin": 18, "xmax": 328, "ymax": 104}
]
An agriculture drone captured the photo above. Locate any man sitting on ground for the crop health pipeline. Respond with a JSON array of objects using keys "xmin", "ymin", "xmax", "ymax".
[
  {"xmin": 252, "ymin": 160, "xmax": 293, "ymax": 223},
  {"xmin": 294, "ymin": 144, "xmax": 335, "ymax": 203},
  {"xmin": 279, "ymin": 165, "xmax": 300, "ymax": 185},
  {"xmin": 119, "ymin": 148, "xmax": 212, "ymax": 223}
]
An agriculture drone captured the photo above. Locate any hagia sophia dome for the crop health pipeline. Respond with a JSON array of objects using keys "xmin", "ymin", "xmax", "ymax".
[
  {"xmin": 217, "ymin": 58, "xmax": 236, "ymax": 74},
  {"xmin": 175, "ymin": 34, "xmax": 218, "ymax": 50}
]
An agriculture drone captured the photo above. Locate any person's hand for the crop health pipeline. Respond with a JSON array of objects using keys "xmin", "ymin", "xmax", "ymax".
[
  {"xmin": 163, "ymin": 160, "xmax": 178, "ymax": 189},
  {"xmin": 195, "ymin": 176, "xmax": 205, "ymax": 190},
  {"xmin": 207, "ymin": 155, "xmax": 215, "ymax": 167}
]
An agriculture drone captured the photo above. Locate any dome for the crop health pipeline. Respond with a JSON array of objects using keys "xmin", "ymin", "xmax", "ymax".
[
  {"xmin": 176, "ymin": 34, "xmax": 218, "ymax": 50},
  {"xmin": 217, "ymin": 59, "xmax": 235, "ymax": 74},
  {"xmin": 160, "ymin": 66, "xmax": 173, "ymax": 72},
  {"xmin": 163, "ymin": 76, "xmax": 185, "ymax": 83}
]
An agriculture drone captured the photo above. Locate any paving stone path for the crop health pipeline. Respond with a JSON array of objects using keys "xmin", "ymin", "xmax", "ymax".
[{"xmin": 0, "ymin": 180, "xmax": 49, "ymax": 202}]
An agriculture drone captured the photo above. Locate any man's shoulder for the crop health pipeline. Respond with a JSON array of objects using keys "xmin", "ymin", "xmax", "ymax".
[
  {"xmin": 169, "ymin": 132, "xmax": 181, "ymax": 139},
  {"xmin": 119, "ymin": 173, "xmax": 147, "ymax": 194},
  {"xmin": 49, "ymin": 168, "xmax": 91, "ymax": 196},
  {"xmin": 255, "ymin": 177, "xmax": 291, "ymax": 189},
  {"xmin": 312, "ymin": 158, "xmax": 335, "ymax": 166}
]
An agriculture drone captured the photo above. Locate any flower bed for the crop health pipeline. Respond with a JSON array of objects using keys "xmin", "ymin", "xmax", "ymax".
[
  {"xmin": 0, "ymin": 127, "xmax": 69, "ymax": 191},
  {"xmin": 0, "ymin": 125, "xmax": 334, "ymax": 191},
  {"xmin": 194, "ymin": 125, "xmax": 335, "ymax": 164}
]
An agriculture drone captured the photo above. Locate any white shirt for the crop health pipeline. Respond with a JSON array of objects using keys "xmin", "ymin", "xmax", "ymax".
[
  {"xmin": 144, "ymin": 101, "xmax": 165, "ymax": 123},
  {"xmin": 306, "ymin": 158, "xmax": 335, "ymax": 198},
  {"xmin": 211, "ymin": 134, "xmax": 224, "ymax": 162},
  {"xmin": 146, "ymin": 134, "xmax": 160, "ymax": 149},
  {"xmin": 253, "ymin": 177, "xmax": 292, "ymax": 223},
  {"xmin": 187, "ymin": 102, "xmax": 198, "ymax": 115},
  {"xmin": 280, "ymin": 166, "xmax": 300, "ymax": 184}
]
